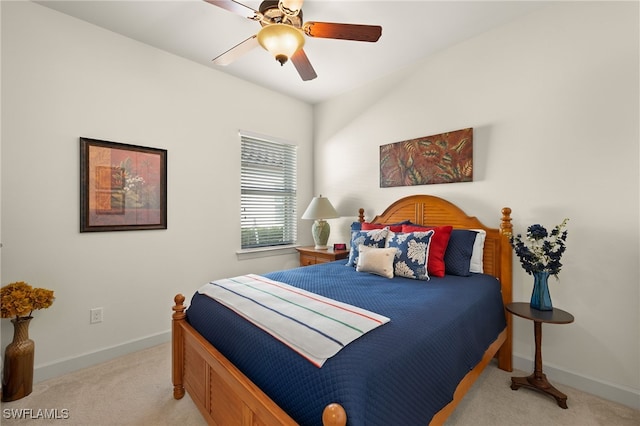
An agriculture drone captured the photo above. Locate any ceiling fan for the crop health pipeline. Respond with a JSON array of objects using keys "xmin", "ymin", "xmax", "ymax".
[{"xmin": 205, "ymin": 0, "xmax": 382, "ymax": 81}]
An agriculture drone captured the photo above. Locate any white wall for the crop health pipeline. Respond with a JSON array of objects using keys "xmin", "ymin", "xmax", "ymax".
[
  {"xmin": 313, "ymin": 2, "xmax": 639, "ymax": 408},
  {"xmin": 1, "ymin": 2, "xmax": 313, "ymax": 380}
]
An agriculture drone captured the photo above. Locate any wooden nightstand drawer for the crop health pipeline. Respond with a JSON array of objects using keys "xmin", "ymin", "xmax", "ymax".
[
  {"xmin": 296, "ymin": 246, "xmax": 349, "ymax": 267},
  {"xmin": 300, "ymin": 254, "xmax": 318, "ymax": 266}
]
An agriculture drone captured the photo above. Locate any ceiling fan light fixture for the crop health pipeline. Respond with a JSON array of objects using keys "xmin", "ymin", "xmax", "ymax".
[
  {"xmin": 278, "ymin": 0, "xmax": 304, "ymax": 16},
  {"xmin": 257, "ymin": 24, "xmax": 305, "ymax": 66}
]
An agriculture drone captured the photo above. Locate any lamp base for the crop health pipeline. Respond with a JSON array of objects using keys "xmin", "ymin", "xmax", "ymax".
[{"xmin": 312, "ymin": 220, "xmax": 330, "ymax": 250}]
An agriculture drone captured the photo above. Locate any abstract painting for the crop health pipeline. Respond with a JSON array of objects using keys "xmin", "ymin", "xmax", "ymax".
[{"xmin": 380, "ymin": 128, "xmax": 473, "ymax": 187}]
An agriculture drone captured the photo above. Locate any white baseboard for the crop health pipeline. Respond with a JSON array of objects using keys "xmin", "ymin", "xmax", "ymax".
[
  {"xmin": 513, "ymin": 354, "xmax": 640, "ymax": 411},
  {"xmin": 33, "ymin": 330, "xmax": 171, "ymax": 384}
]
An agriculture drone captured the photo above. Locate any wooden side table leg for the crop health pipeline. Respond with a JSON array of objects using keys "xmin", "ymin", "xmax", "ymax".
[
  {"xmin": 511, "ymin": 374, "xmax": 568, "ymax": 409},
  {"xmin": 510, "ymin": 321, "xmax": 569, "ymax": 408}
]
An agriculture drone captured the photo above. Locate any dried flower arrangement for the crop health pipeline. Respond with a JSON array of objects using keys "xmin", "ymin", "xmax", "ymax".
[{"xmin": 1, "ymin": 282, "xmax": 55, "ymax": 321}]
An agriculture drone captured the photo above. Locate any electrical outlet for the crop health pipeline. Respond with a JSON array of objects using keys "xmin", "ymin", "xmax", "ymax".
[{"xmin": 90, "ymin": 307, "xmax": 103, "ymax": 324}]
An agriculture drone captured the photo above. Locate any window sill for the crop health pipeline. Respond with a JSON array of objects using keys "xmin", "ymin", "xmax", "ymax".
[{"xmin": 235, "ymin": 245, "xmax": 298, "ymax": 260}]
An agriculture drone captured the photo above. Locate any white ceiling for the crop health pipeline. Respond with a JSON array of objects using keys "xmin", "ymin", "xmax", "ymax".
[{"xmin": 36, "ymin": 0, "xmax": 547, "ymax": 104}]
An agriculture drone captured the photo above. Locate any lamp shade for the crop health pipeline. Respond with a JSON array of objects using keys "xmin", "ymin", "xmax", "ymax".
[
  {"xmin": 301, "ymin": 196, "xmax": 339, "ymax": 220},
  {"xmin": 257, "ymin": 24, "xmax": 305, "ymax": 66}
]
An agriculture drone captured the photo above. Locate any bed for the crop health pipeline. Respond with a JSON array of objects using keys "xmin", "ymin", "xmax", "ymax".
[{"xmin": 172, "ymin": 194, "xmax": 513, "ymax": 425}]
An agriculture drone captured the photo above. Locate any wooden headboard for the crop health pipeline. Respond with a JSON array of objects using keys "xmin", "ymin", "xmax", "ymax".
[{"xmin": 358, "ymin": 194, "xmax": 513, "ymax": 371}]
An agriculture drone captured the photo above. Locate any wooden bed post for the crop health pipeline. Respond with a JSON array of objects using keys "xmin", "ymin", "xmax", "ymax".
[
  {"xmin": 172, "ymin": 294, "xmax": 186, "ymax": 399},
  {"xmin": 500, "ymin": 207, "xmax": 513, "ymax": 238},
  {"xmin": 358, "ymin": 208, "xmax": 365, "ymax": 223},
  {"xmin": 498, "ymin": 207, "xmax": 513, "ymax": 372},
  {"xmin": 323, "ymin": 403, "xmax": 347, "ymax": 426}
]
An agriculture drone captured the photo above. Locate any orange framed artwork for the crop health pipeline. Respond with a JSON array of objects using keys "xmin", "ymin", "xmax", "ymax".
[
  {"xmin": 80, "ymin": 137, "xmax": 167, "ymax": 232},
  {"xmin": 380, "ymin": 128, "xmax": 473, "ymax": 187}
]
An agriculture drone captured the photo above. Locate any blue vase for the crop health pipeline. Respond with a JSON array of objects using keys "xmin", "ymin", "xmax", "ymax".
[{"xmin": 530, "ymin": 271, "xmax": 553, "ymax": 311}]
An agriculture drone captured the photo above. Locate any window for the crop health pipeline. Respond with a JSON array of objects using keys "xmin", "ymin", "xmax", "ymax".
[{"xmin": 240, "ymin": 131, "xmax": 297, "ymax": 249}]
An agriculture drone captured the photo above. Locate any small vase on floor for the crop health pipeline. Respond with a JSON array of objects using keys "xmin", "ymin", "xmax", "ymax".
[
  {"xmin": 2, "ymin": 317, "xmax": 35, "ymax": 402},
  {"xmin": 530, "ymin": 271, "xmax": 552, "ymax": 311}
]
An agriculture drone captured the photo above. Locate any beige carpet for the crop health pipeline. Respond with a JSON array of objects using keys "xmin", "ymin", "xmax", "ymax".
[{"xmin": 1, "ymin": 342, "xmax": 638, "ymax": 425}]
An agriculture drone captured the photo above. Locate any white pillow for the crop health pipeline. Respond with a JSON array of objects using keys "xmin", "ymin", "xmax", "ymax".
[
  {"xmin": 356, "ymin": 244, "xmax": 396, "ymax": 279},
  {"xmin": 469, "ymin": 229, "xmax": 486, "ymax": 273}
]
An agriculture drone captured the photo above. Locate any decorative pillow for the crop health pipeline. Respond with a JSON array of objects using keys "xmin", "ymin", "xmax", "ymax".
[
  {"xmin": 352, "ymin": 220, "xmax": 413, "ymax": 232},
  {"xmin": 346, "ymin": 227, "xmax": 389, "ymax": 267},
  {"xmin": 387, "ymin": 230, "xmax": 435, "ymax": 280},
  {"xmin": 444, "ymin": 230, "xmax": 478, "ymax": 276},
  {"xmin": 356, "ymin": 245, "xmax": 396, "ymax": 279},
  {"xmin": 361, "ymin": 222, "xmax": 403, "ymax": 232},
  {"xmin": 469, "ymin": 229, "xmax": 486, "ymax": 273},
  {"xmin": 401, "ymin": 224, "xmax": 453, "ymax": 277}
]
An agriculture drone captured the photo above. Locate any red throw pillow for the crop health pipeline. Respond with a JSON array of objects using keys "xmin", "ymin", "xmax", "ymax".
[
  {"xmin": 361, "ymin": 222, "xmax": 404, "ymax": 233},
  {"xmin": 402, "ymin": 224, "xmax": 453, "ymax": 277}
]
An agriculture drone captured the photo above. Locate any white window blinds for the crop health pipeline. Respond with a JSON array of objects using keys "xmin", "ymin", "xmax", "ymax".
[{"xmin": 240, "ymin": 132, "xmax": 297, "ymax": 249}]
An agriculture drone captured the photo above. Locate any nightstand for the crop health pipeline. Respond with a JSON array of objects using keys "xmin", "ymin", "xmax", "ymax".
[
  {"xmin": 506, "ymin": 302, "xmax": 574, "ymax": 408},
  {"xmin": 296, "ymin": 246, "xmax": 349, "ymax": 266}
]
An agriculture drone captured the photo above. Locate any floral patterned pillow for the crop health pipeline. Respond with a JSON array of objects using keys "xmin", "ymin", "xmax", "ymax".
[
  {"xmin": 387, "ymin": 230, "xmax": 435, "ymax": 280},
  {"xmin": 346, "ymin": 227, "xmax": 389, "ymax": 267}
]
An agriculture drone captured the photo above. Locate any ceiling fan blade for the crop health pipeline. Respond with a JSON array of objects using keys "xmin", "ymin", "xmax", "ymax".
[
  {"xmin": 203, "ymin": 0, "xmax": 258, "ymax": 18},
  {"xmin": 303, "ymin": 22, "xmax": 382, "ymax": 42},
  {"xmin": 291, "ymin": 49, "xmax": 317, "ymax": 81},
  {"xmin": 212, "ymin": 35, "xmax": 259, "ymax": 66}
]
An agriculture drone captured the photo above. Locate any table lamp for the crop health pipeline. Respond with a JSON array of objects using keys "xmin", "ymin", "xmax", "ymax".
[{"xmin": 301, "ymin": 195, "xmax": 339, "ymax": 249}]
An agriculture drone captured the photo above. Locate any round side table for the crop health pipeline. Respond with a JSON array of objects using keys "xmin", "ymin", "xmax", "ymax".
[{"xmin": 505, "ymin": 302, "xmax": 574, "ymax": 409}]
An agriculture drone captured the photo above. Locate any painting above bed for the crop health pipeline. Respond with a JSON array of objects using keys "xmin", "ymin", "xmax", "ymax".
[{"xmin": 380, "ymin": 127, "xmax": 473, "ymax": 187}]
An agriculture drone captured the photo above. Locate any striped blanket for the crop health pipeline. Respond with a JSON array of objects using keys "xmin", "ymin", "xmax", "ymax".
[{"xmin": 198, "ymin": 274, "xmax": 390, "ymax": 367}]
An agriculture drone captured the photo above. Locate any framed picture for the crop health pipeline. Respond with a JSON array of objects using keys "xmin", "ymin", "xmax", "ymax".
[{"xmin": 80, "ymin": 137, "xmax": 167, "ymax": 232}]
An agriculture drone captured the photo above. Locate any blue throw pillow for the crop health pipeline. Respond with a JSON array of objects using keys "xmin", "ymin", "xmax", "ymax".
[
  {"xmin": 444, "ymin": 229, "xmax": 478, "ymax": 276},
  {"xmin": 351, "ymin": 220, "xmax": 412, "ymax": 232},
  {"xmin": 346, "ymin": 228, "xmax": 389, "ymax": 267},
  {"xmin": 387, "ymin": 230, "xmax": 435, "ymax": 280}
]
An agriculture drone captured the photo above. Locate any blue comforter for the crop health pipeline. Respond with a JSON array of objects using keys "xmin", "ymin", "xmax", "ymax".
[{"xmin": 186, "ymin": 261, "xmax": 506, "ymax": 425}]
